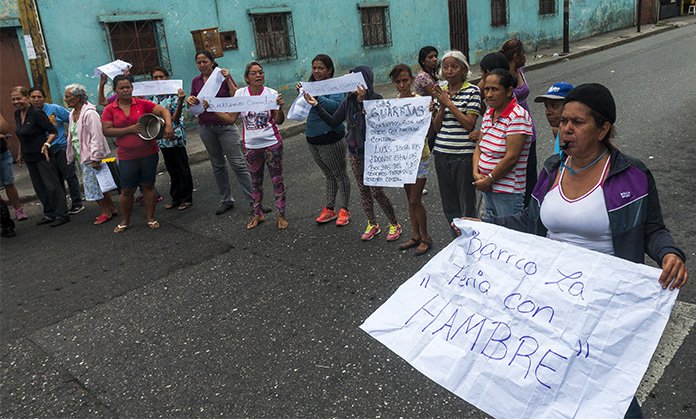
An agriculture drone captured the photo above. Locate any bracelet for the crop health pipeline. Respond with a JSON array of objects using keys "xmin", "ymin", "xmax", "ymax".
[
  {"xmin": 43, "ymin": 142, "xmax": 51, "ymax": 148},
  {"xmin": 488, "ymin": 173, "xmax": 494, "ymax": 182}
]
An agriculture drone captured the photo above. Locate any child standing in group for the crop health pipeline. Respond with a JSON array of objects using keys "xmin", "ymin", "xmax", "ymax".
[
  {"xmin": 226, "ymin": 61, "xmax": 288, "ymax": 230},
  {"xmin": 304, "ymin": 65, "xmax": 401, "ymax": 242},
  {"xmin": 389, "ymin": 64, "xmax": 432, "ymax": 255}
]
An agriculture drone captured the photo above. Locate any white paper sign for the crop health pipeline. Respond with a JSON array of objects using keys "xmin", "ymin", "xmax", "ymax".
[
  {"xmin": 361, "ymin": 220, "xmax": 677, "ymax": 419},
  {"xmin": 363, "ymin": 97, "xmax": 430, "ymax": 187},
  {"xmin": 132, "ymin": 80, "xmax": 183, "ymax": 97},
  {"xmin": 23, "ymin": 35, "xmax": 37, "ymax": 60},
  {"xmin": 301, "ymin": 72, "xmax": 367, "ymax": 96},
  {"xmin": 95, "ymin": 162, "xmax": 118, "ymax": 193},
  {"xmin": 287, "ymin": 89, "xmax": 312, "ymax": 121},
  {"xmin": 188, "ymin": 67, "xmax": 226, "ymax": 116},
  {"xmin": 94, "ymin": 60, "xmax": 132, "ymax": 79},
  {"xmin": 205, "ymin": 95, "xmax": 279, "ymax": 113}
]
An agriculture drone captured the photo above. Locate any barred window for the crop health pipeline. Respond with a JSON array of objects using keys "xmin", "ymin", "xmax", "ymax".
[
  {"xmin": 105, "ymin": 20, "xmax": 170, "ymax": 76},
  {"xmin": 491, "ymin": 0, "xmax": 508, "ymax": 27},
  {"xmin": 250, "ymin": 13, "xmax": 297, "ymax": 61},
  {"xmin": 360, "ymin": 5, "xmax": 392, "ymax": 48},
  {"xmin": 539, "ymin": 0, "xmax": 557, "ymax": 16}
]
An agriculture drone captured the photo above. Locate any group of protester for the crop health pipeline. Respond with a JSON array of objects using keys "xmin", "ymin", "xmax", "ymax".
[{"xmin": 0, "ymin": 37, "xmax": 690, "ymax": 416}]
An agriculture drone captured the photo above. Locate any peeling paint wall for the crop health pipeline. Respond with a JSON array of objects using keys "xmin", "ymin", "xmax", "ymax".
[
  {"xmin": 467, "ymin": 0, "xmax": 635, "ymax": 64},
  {"xmin": 32, "ymin": 0, "xmax": 450, "ymax": 103}
]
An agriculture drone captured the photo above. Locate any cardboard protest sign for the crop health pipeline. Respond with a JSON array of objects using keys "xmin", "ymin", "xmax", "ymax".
[
  {"xmin": 363, "ymin": 97, "xmax": 431, "ymax": 187},
  {"xmin": 361, "ymin": 220, "xmax": 677, "ymax": 418},
  {"xmin": 205, "ymin": 95, "xmax": 279, "ymax": 113},
  {"xmin": 301, "ymin": 72, "xmax": 367, "ymax": 96}
]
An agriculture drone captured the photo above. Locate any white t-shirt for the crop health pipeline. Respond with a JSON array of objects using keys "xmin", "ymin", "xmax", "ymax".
[{"xmin": 235, "ymin": 86, "xmax": 281, "ymax": 149}]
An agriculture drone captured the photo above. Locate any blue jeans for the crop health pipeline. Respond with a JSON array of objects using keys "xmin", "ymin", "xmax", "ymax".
[
  {"xmin": 482, "ymin": 191, "xmax": 523, "ymax": 218},
  {"xmin": 198, "ymin": 124, "xmax": 252, "ymax": 205}
]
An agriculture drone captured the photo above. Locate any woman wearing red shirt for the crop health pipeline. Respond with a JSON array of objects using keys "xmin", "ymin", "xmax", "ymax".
[{"xmin": 102, "ymin": 74, "xmax": 173, "ymax": 233}]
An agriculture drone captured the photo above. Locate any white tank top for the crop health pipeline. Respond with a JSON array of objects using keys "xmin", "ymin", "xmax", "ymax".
[{"xmin": 540, "ymin": 156, "xmax": 614, "ymax": 255}]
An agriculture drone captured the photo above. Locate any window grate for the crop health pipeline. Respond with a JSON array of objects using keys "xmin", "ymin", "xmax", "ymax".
[
  {"xmin": 250, "ymin": 13, "xmax": 297, "ymax": 61},
  {"xmin": 539, "ymin": 0, "xmax": 557, "ymax": 16},
  {"xmin": 105, "ymin": 20, "xmax": 170, "ymax": 77},
  {"xmin": 360, "ymin": 6, "xmax": 392, "ymax": 48},
  {"xmin": 491, "ymin": 0, "xmax": 508, "ymax": 27}
]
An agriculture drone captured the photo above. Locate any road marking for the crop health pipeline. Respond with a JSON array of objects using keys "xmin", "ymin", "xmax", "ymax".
[{"xmin": 637, "ymin": 300, "xmax": 696, "ymax": 403}]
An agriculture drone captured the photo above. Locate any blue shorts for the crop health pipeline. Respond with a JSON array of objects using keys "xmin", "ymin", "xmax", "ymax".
[
  {"xmin": 118, "ymin": 153, "xmax": 159, "ymax": 190},
  {"xmin": 417, "ymin": 156, "xmax": 430, "ymax": 179},
  {"xmin": 0, "ymin": 150, "xmax": 15, "ymax": 186}
]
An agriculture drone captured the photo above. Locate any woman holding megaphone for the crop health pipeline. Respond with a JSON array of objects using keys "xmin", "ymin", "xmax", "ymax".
[{"xmin": 102, "ymin": 74, "xmax": 173, "ymax": 233}]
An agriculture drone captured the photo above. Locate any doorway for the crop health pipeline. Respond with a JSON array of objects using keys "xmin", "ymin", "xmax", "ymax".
[
  {"xmin": 448, "ymin": 0, "xmax": 469, "ymax": 59},
  {"xmin": 1, "ymin": 28, "xmax": 32, "ymax": 157}
]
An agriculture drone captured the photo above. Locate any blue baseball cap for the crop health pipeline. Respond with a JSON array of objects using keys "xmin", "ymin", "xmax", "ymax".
[{"xmin": 534, "ymin": 82, "xmax": 574, "ymax": 102}]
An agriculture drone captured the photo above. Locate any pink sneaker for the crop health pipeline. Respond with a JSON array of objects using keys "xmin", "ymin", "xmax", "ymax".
[
  {"xmin": 336, "ymin": 208, "xmax": 351, "ymax": 226},
  {"xmin": 386, "ymin": 223, "xmax": 402, "ymax": 241},
  {"xmin": 15, "ymin": 207, "xmax": 28, "ymax": 221},
  {"xmin": 361, "ymin": 223, "xmax": 381, "ymax": 241},
  {"xmin": 315, "ymin": 207, "xmax": 337, "ymax": 223}
]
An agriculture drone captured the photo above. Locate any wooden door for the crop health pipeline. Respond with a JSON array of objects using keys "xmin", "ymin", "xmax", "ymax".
[
  {"xmin": 0, "ymin": 28, "xmax": 32, "ymax": 157},
  {"xmin": 448, "ymin": 0, "xmax": 469, "ymax": 59}
]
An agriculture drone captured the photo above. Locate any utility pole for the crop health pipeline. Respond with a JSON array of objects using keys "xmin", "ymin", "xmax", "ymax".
[
  {"xmin": 637, "ymin": 0, "xmax": 642, "ymax": 33},
  {"xmin": 17, "ymin": 0, "xmax": 52, "ymax": 102},
  {"xmin": 563, "ymin": 0, "xmax": 570, "ymax": 54}
]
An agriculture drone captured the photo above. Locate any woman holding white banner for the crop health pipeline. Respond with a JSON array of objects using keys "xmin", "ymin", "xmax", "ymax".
[
  {"xmin": 305, "ymin": 65, "xmax": 402, "ymax": 242},
  {"xmin": 430, "ymin": 51, "xmax": 482, "ymax": 231},
  {"xmin": 148, "ymin": 66, "xmax": 193, "ymax": 211},
  {"xmin": 389, "ymin": 64, "xmax": 433, "ymax": 255},
  {"xmin": 222, "ymin": 61, "xmax": 287, "ymax": 230},
  {"xmin": 64, "ymin": 84, "xmax": 118, "ymax": 225},
  {"xmin": 186, "ymin": 50, "xmax": 253, "ymax": 216},
  {"xmin": 297, "ymin": 54, "xmax": 351, "ymax": 226},
  {"xmin": 473, "ymin": 68, "xmax": 532, "ymax": 218},
  {"xmin": 456, "ymin": 83, "xmax": 688, "ymax": 418}
]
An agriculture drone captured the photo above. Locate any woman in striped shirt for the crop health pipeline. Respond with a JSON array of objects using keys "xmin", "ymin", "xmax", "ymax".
[
  {"xmin": 430, "ymin": 50, "xmax": 482, "ymax": 228},
  {"xmin": 473, "ymin": 69, "xmax": 533, "ymax": 218}
]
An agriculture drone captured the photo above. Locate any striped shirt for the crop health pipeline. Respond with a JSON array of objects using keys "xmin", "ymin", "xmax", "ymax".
[
  {"xmin": 434, "ymin": 82, "xmax": 481, "ymax": 154},
  {"xmin": 478, "ymin": 98, "xmax": 533, "ymax": 194}
]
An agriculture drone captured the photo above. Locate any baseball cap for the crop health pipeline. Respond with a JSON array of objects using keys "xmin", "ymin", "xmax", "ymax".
[{"xmin": 534, "ymin": 82, "xmax": 574, "ymax": 102}]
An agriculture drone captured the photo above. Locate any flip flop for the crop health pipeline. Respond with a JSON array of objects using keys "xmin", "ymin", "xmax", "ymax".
[
  {"xmin": 147, "ymin": 220, "xmax": 161, "ymax": 229},
  {"xmin": 94, "ymin": 213, "xmax": 113, "ymax": 225},
  {"xmin": 177, "ymin": 202, "xmax": 192, "ymax": 211},
  {"xmin": 247, "ymin": 215, "xmax": 265, "ymax": 229},
  {"xmin": 113, "ymin": 224, "xmax": 129, "ymax": 234}
]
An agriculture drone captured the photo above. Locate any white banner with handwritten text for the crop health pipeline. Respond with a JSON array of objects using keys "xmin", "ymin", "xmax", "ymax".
[
  {"xmin": 301, "ymin": 72, "xmax": 367, "ymax": 96},
  {"xmin": 361, "ymin": 220, "xmax": 677, "ymax": 418},
  {"xmin": 205, "ymin": 95, "xmax": 279, "ymax": 113},
  {"xmin": 363, "ymin": 97, "xmax": 430, "ymax": 187},
  {"xmin": 132, "ymin": 80, "xmax": 183, "ymax": 97}
]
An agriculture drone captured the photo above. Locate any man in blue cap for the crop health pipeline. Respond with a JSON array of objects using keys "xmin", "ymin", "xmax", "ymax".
[{"xmin": 534, "ymin": 82, "xmax": 573, "ymax": 156}]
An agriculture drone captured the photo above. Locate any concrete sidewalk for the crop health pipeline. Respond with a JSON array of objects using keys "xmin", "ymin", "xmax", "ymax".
[{"xmin": 7, "ymin": 14, "xmax": 695, "ymax": 206}]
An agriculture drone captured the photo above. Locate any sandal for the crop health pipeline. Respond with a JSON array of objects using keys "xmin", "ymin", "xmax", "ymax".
[
  {"xmin": 147, "ymin": 220, "xmax": 161, "ymax": 229},
  {"xmin": 414, "ymin": 239, "xmax": 432, "ymax": 256},
  {"xmin": 276, "ymin": 215, "xmax": 289, "ymax": 230},
  {"xmin": 113, "ymin": 224, "xmax": 129, "ymax": 234},
  {"xmin": 94, "ymin": 213, "xmax": 113, "ymax": 225},
  {"xmin": 165, "ymin": 202, "xmax": 178, "ymax": 210},
  {"xmin": 247, "ymin": 215, "xmax": 265, "ymax": 229},
  {"xmin": 177, "ymin": 202, "xmax": 192, "ymax": 211},
  {"xmin": 398, "ymin": 238, "xmax": 421, "ymax": 251}
]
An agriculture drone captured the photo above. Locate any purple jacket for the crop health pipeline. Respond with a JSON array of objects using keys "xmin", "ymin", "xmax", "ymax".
[{"xmin": 485, "ymin": 148, "xmax": 685, "ymax": 265}]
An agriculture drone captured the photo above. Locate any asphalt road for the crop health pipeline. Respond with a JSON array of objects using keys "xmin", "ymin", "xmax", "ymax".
[{"xmin": 2, "ymin": 25, "xmax": 695, "ymax": 417}]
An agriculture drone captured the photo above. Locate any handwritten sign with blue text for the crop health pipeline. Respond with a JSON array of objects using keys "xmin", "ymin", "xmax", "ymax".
[
  {"xmin": 301, "ymin": 72, "xmax": 367, "ymax": 96},
  {"xmin": 132, "ymin": 80, "xmax": 183, "ymax": 97},
  {"xmin": 205, "ymin": 95, "xmax": 279, "ymax": 113},
  {"xmin": 363, "ymin": 97, "xmax": 430, "ymax": 187},
  {"xmin": 360, "ymin": 220, "xmax": 677, "ymax": 418}
]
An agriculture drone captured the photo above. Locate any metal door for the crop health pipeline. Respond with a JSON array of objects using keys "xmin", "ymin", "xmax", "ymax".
[
  {"xmin": 448, "ymin": 0, "xmax": 469, "ymax": 59},
  {"xmin": 1, "ymin": 28, "xmax": 32, "ymax": 157}
]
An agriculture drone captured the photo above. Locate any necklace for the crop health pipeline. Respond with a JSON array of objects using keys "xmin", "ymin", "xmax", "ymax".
[{"xmin": 561, "ymin": 148, "xmax": 608, "ymax": 176}]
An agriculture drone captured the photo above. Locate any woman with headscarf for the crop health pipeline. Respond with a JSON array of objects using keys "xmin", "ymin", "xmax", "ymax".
[
  {"xmin": 64, "ymin": 83, "xmax": 118, "ymax": 225},
  {"xmin": 304, "ymin": 65, "xmax": 402, "ymax": 242}
]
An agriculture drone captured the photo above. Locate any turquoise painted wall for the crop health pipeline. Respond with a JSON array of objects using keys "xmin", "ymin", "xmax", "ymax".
[
  {"xmin": 467, "ymin": 0, "xmax": 635, "ymax": 64},
  {"xmin": 32, "ymin": 0, "xmax": 450, "ymax": 104}
]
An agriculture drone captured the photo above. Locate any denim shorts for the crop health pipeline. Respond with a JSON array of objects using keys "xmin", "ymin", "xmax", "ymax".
[
  {"xmin": 0, "ymin": 150, "xmax": 15, "ymax": 186},
  {"xmin": 118, "ymin": 153, "xmax": 159, "ymax": 190},
  {"xmin": 416, "ymin": 156, "xmax": 431, "ymax": 179}
]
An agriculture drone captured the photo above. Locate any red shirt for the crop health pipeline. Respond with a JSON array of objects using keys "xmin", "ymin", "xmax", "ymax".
[{"xmin": 102, "ymin": 98, "xmax": 158, "ymax": 160}]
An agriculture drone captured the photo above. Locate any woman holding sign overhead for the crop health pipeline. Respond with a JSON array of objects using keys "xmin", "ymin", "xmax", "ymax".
[
  {"xmin": 186, "ymin": 50, "xmax": 253, "ymax": 216},
  {"xmin": 217, "ymin": 61, "xmax": 288, "ymax": 230},
  {"xmin": 305, "ymin": 65, "xmax": 402, "ymax": 242},
  {"xmin": 389, "ymin": 64, "xmax": 432, "ymax": 255},
  {"xmin": 455, "ymin": 84, "xmax": 688, "ymax": 418}
]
